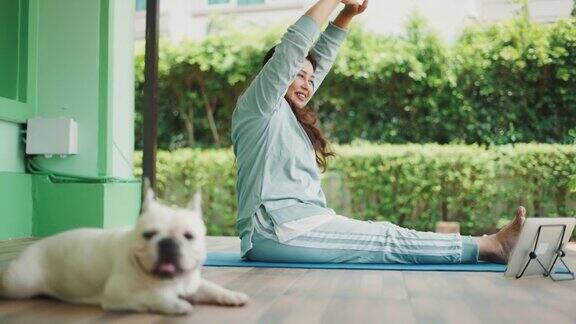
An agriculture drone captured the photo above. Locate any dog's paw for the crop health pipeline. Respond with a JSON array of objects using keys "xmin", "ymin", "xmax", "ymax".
[
  {"xmin": 103, "ymin": 299, "xmax": 193, "ymax": 315},
  {"xmin": 218, "ymin": 291, "xmax": 249, "ymax": 307},
  {"xmin": 157, "ymin": 300, "xmax": 194, "ymax": 315}
]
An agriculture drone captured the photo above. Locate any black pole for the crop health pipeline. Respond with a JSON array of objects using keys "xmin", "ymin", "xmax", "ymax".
[{"xmin": 143, "ymin": 0, "xmax": 159, "ymax": 191}]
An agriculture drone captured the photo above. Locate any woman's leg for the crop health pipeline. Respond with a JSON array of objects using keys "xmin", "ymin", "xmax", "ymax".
[
  {"xmin": 248, "ymin": 213, "xmax": 479, "ymax": 264},
  {"xmin": 247, "ymin": 206, "xmax": 526, "ymax": 264}
]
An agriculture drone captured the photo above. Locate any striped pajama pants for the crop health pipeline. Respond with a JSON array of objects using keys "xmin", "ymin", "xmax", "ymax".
[{"xmin": 245, "ymin": 209, "xmax": 479, "ymax": 264}]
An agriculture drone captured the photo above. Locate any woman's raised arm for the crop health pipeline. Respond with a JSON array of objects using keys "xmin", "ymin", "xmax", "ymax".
[
  {"xmin": 235, "ymin": 0, "xmax": 359, "ymax": 118},
  {"xmin": 309, "ymin": 0, "xmax": 368, "ymax": 95}
]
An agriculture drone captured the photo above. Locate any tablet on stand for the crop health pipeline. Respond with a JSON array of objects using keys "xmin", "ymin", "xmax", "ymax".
[{"xmin": 505, "ymin": 217, "xmax": 575, "ymax": 281}]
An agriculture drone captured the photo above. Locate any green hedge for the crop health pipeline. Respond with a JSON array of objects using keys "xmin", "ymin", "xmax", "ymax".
[
  {"xmin": 134, "ymin": 144, "xmax": 576, "ymax": 237},
  {"xmin": 135, "ymin": 16, "xmax": 576, "ymax": 150},
  {"xmin": 135, "ymin": 149, "xmax": 237, "ymax": 236}
]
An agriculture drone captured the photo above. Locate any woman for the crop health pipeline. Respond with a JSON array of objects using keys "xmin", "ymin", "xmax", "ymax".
[{"xmin": 231, "ymin": 0, "xmax": 524, "ymax": 264}]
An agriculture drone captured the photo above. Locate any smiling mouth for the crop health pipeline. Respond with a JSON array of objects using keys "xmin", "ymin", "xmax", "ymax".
[{"xmin": 295, "ymin": 92, "xmax": 307, "ymax": 101}]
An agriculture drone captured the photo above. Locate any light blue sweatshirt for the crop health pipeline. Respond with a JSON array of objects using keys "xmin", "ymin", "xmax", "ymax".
[{"xmin": 231, "ymin": 15, "xmax": 347, "ymax": 257}]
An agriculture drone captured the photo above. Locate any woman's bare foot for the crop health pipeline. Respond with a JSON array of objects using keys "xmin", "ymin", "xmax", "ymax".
[{"xmin": 475, "ymin": 206, "xmax": 526, "ymax": 264}]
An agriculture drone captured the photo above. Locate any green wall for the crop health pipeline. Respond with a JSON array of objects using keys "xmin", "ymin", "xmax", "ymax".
[
  {"xmin": 33, "ymin": 177, "xmax": 139, "ymax": 236},
  {"xmin": 0, "ymin": 115, "xmax": 33, "ymax": 239},
  {"xmin": 0, "ymin": 0, "xmax": 139, "ymax": 240},
  {"xmin": 0, "ymin": 173, "xmax": 33, "ymax": 238},
  {"xmin": 110, "ymin": 0, "xmax": 136, "ymax": 178},
  {"xmin": 34, "ymin": 0, "xmax": 112, "ymax": 177},
  {"xmin": 0, "ymin": 120, "xmax": 25, "ymax": 172},
  {"xmin": 31, "ymin": 0, "xmax": 135, "ymax": 179}
]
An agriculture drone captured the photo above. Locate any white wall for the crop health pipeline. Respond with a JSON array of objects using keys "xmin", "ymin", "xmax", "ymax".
[
  {"xmin": 134, "ymin": 0, "xmax": 575, "ymax": 43},
  {"xmin": 479, "ymin": 0, "xmax": 573, "ymax": 23},
  {"xmin": 333, "ymin": 0, "xmax": 478, "ymax": 41}
]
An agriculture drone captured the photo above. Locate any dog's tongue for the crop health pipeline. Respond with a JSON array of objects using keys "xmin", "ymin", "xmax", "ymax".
[{"xmin": 159, "ymin": 263, "xmax": 176, "ymax": 274}]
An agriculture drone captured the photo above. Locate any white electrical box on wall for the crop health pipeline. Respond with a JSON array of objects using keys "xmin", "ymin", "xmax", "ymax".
[{"xmin": 26, "ymin": 117, "xmax": 78, "ymax": 156}]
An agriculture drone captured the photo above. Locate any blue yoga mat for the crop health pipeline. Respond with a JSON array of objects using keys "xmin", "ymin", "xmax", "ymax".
[
  {"xmin": 205, "ymin": 252, "xmax": 571, "ymax": 273},
  {"xmin": 205, "ymin": 252, "xmax": 503, "ymax": 272}
]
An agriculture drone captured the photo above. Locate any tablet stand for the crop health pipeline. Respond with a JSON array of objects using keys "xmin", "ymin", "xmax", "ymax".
[{"xmin": 515, "ymin": 224, "xmax": 574, "ymax": 281}]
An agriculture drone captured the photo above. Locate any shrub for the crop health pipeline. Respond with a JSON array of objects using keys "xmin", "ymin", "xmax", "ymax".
[
  {"xmin": 134, "ymin": 16, "xmax": 576, "ymax": 149},
  {"xmin": 134, "ymin": 144, "xmax": 576, "ymax": 237}
]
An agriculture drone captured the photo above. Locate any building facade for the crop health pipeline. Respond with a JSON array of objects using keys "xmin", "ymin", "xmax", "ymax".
[{"xmin": 134, "ymin": 0, "xmax": 574, "ymax": 43}]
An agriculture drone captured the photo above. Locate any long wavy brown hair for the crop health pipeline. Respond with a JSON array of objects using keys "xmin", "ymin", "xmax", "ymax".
[{"xmin": 263, "ymin": 46, "xmax": 335, "ymax": 172}]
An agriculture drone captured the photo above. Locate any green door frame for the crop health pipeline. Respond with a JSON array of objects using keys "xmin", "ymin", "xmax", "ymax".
[{"xmin": 0, "ymin": 0, "xmax": 38, "ymax": 123}]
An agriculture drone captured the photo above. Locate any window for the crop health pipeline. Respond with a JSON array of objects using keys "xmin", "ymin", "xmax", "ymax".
[
  {"xmin": 207, "ymin": 0, "xmax": 265, "ymax": 6},
  {"xmin": 136, "ymin": 0, "xmax": 147, "ymax": 11},
  {"xmin": 238, "ymin": 0, "xmax": 264, "ymax": 5},
  {"xmin": 208, "ymin": 0, "xmax": 230, "ymax": 4}
]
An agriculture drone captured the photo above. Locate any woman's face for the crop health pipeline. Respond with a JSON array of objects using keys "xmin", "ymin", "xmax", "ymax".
[{"xmin": 285, "ymin": 59, "xmax": 315, "ymax": 109}]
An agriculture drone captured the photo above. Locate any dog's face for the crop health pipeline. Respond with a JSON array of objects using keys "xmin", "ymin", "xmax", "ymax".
[{"xmin": 132, "ymin": 181, "xmax": 207, "ymax": 280}]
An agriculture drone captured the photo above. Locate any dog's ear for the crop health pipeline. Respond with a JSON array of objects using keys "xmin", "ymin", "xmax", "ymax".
[
  {"xmin": 186, "ymin": 189, "xmax": 202, "ymax": 217},
  {"xmin": 140, "ymin": 177, "xmax": 156, "ymax": 215}
]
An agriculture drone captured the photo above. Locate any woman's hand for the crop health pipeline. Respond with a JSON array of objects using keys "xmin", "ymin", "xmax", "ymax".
[
  {"xmin": 341, "ymin": 0, "xmax": 368, "ymax": 17},
  {"xmin": 334, "ymin": 0, "xmax": 368, "ymax": 29}
]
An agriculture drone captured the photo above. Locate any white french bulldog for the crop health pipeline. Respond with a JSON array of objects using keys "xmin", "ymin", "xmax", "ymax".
[{"xmin": 0, "ymin": 179, "xmax": 248, "ymax": 315}]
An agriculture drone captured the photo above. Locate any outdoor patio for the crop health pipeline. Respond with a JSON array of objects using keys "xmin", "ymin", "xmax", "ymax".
[{"xmin": 1, "ymin": 236, "xmax": 575, "ymax": 324}]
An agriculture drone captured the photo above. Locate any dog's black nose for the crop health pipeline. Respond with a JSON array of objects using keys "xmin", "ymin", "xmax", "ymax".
[{"xmin": 157, "ymin": 238, "xmax": 179, "ymax": 261}]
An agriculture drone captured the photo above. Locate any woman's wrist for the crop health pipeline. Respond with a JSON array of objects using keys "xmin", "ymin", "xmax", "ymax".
[
  {"xmin": 333, "ymin": 11, "xmax": 354, "ymax": 29},
  {"xmin": 332, "ymin": 0, "xmax": 368, "ymax": 29},
  {"xmin": 305, "ymin": 0, "xmax": 342, "ymax": 26}
]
